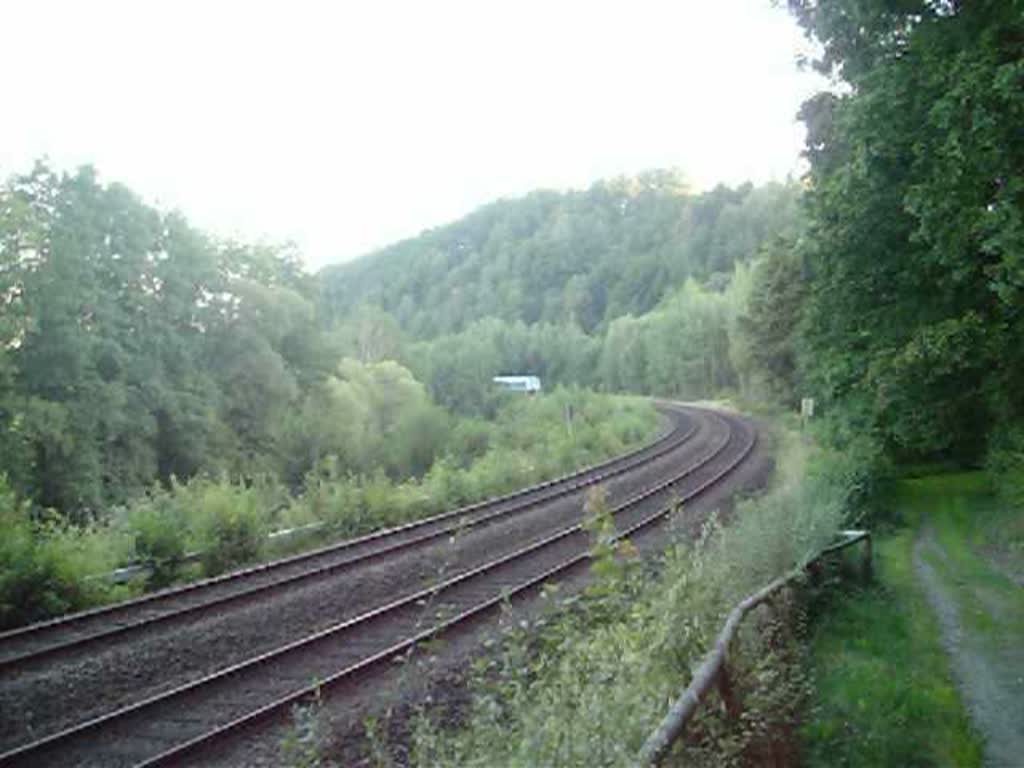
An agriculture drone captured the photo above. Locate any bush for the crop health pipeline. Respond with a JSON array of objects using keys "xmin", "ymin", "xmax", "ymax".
[
  {"xmin": 120, "ymin": 475, "xmax": 279, "ymax": 579},
  {"xmin": 986, "ymin": 422, "xmax": 1024, "ymax": 511},
  {"xmin": 0, "ymin": 477, "xmax": 123, "ymax": 629},
  {"xmin": 126, "ymin": 491, "xmax": 189, "ymax": 588},
  {"xmin": 809, "ymin": 415, "xmax": 893, "ymax": 526},
  {"xmin": 190, "ymin": 477, "xmax": 276, "ymax": 575},
  {"xmin": 285, "ymin": 391, "xmax": 660, "ymax": 547}
]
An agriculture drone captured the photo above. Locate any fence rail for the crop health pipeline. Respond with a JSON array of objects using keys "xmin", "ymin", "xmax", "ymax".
[{"xmin": 639, "ymin": 529, "xmax": 872, "ymax": 765}]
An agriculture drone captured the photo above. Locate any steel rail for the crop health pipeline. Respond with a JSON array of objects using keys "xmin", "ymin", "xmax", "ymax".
[
  {"xmin": 0, "ymin": 408, "xmax": 754, "ymax": 768},
  {"xmin": 0, "ymin": 405, "xmax": 698, "ymax": 672}
]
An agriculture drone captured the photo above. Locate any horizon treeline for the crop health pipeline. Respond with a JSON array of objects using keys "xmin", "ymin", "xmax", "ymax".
[{"xmin": 321, "ymin": 173, "xmax": 799, "ymax": 337}]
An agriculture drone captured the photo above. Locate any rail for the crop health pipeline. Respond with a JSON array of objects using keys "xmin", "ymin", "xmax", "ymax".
[
  {"xmin": 0, "ymin": 406, "xmax": 695, "ymax": 672},
  {"xmin": 638, "ymin": 529, "xmax": 872, "ymax": 765},
  {"xmin": 0, "ymin": 409, "xmax": 754, "ymax": 766},
  {"xmin": 92, "ymin": 414, "xmax": 684, "ymax": 584}
]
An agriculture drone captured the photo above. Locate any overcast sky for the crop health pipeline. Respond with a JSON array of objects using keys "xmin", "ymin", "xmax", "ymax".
[{"xmin": 1, "ymin": 1, "xmax": 824, "ymax": 270}]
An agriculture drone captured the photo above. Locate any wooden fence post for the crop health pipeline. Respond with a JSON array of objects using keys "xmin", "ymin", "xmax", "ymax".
[
  {"xmin": 807, "ymin": 558, "xmax": 823, "ymax": 587},
  {"xmin": 717, "ymin": 663, "xmax": 742, "ymax": 721}
]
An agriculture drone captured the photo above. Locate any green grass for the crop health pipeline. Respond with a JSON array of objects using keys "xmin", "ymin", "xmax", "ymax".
[
  {"xmin": 799, "ymin": 471, "xmax": 1024, "ymax": 767},
  {"xmin": 802, "ymin": 529, "xmax": 984, "ymax": 767},
  {"xmin": 899, "ymin": 473, "xmax": 1024, "ymax": 640}
]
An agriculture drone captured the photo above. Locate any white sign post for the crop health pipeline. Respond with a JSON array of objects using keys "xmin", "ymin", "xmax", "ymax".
[{"xmin": 800, "ymin": 397, "xmax": 815, "ymax": 431}]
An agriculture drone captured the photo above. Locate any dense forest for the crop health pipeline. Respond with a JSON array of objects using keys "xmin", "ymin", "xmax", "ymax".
[
  {"xmin": 791, "ymin": 0, "xmax": 1024, "ymax": 476},
  {"xmin": 0, "ymin": 164, "xmax": 344, "ymax": 516},
  {"xmin": 322, "ymin": 180, "xmax": 801, "ymax": 412},
  {"xmin": 321, "ymin": 175, "xmax": 799, "ymax": 336}
]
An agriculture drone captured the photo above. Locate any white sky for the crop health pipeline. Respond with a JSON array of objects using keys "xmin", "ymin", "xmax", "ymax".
[{"xmin": 1, "ymin": 1, "xmax": 824, "ymax": 270}]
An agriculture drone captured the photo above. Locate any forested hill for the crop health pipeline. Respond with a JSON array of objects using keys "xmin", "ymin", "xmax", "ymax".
[{"xmin": 320, "ymin": 172, "xmax": 800, "ymax": 337}]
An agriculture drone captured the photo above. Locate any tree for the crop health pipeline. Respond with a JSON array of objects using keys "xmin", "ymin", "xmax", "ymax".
[
  {"xmin": 736, "ymin": 240, "xmax": 806, "ymax": 405},
  {"xmin": 790, "ymin": 0, "xmax": 1024, "ymax": 461},
  {"xmin": 0, "ymin": 162, "xmax": 339, "ymax": 514}
]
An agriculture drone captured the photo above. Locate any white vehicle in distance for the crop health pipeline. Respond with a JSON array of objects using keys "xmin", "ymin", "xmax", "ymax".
[{"xmin": 493, "ymin": 375, "xmax": 542, "ymax": 394}]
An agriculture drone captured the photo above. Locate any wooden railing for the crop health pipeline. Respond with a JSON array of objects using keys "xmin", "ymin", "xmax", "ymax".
[{"xmin": 639, "ymin": 529, "xmax": 872, "ymax": 765}]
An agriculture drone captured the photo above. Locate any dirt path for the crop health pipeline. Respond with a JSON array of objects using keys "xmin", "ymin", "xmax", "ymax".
[{"xmin": 913, "ymin": 528, "xmax": 1024, "ymax": 768}]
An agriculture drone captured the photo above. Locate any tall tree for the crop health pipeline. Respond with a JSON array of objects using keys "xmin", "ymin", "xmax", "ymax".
[
  {"xmin": 790, "ymin": 0, "xmax": 1024, "ymax": 460},
  {"xmin": 0, "ymin": 163, "xmax": 335, "ymax": 515}
]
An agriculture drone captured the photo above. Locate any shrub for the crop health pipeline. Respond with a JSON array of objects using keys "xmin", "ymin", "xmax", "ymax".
[
  {"xmin": 126, "ymin": 490, "xmax": 189, "ymax": 588},
  {"xmin": 0, "ymin": 477, "xmax": 123, "ymax": 629},
  {"xmin": 190, "ymin": 477, "xmax": 275, "ymax": 575},
  {"xmin": 986, "ymin": 422, "xmax": 1024, "ymax": 511},
  {"xmin": 809, "ymin": 416, "xmax": 893, "ymax": 526},
  {"xmin": 119, "ymin": 474, "xmax": 281, "ymax": 579}
]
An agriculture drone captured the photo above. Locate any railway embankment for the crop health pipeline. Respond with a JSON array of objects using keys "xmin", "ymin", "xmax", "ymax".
[
  {"xmin": 0, "ymin": 404, "xmax": 766, "ymax": 767},
  {"xmin": 333, "ymin": 407, "xmax": 846, "ymax": 767}
]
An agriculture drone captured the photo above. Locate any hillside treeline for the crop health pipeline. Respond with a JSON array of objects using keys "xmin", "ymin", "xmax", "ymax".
[
  {"xmin": 324, "ymin": 180, "xmax": 803, "ymax": 412},
  {"xmin": 321, "ymin": 174, "xmax": 799, "ymax": 337},
  {"xmin": 324, "ymin": 0, "xmax": 1024, "ymax": 488}
]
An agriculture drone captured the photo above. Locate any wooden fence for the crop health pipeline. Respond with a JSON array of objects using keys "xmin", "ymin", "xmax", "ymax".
[{"xmin": 639, "ymin": 529, "xmax": 872, "ymax": 765}]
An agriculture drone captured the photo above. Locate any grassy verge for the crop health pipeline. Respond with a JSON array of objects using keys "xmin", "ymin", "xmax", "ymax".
[
  {"xmin": 800, "ymin": 473, "xmax": 1005, "ymax": 767},
  {"xmin": 898, "ymin": 474, "xmax": 1024, "ymax": 640},
  {"xmin": 802, "ymin": 530, "xmax": 983, "ymax": 767}
]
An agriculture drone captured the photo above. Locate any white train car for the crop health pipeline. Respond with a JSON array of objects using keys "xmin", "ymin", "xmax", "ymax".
[{"xmin": 493, "ymin": 375, "xmax": 542, "ymax": 394}]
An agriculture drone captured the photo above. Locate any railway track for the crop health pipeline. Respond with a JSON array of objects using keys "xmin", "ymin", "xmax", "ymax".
[
  {"xmin": 0, "ymin": 406, "xmax": 694, "ymax": 673},
  {"xmin": 0, "ymin": 405, "xmax": 756, "ymax": 767}
]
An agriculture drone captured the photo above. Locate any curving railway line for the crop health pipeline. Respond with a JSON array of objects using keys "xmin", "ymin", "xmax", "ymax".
[
  {"xmin": 0, "ymin": 408, "xmax": 695, "ymax": 673},
  {"xmin": 0, "ymin": 403, "xmax": 757, "ymax": 767}
]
